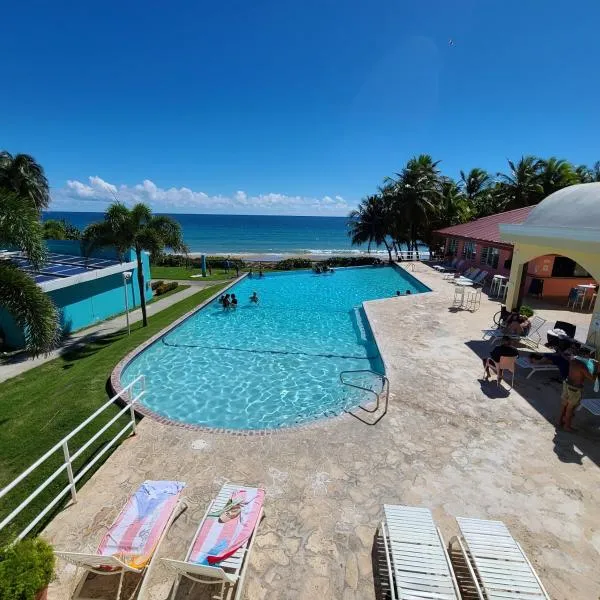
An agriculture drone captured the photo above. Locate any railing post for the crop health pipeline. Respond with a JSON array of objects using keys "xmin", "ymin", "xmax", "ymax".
[{"xmin": 62, "ymin": 441, "xmax": 77, "ymax": 503}]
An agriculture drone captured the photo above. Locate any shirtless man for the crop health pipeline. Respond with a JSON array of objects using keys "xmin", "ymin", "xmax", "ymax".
[{"xmin": 559, "ymin": 350, "xmax": 598, "ymax": 431}]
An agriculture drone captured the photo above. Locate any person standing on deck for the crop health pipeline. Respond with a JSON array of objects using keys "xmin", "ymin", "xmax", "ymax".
[{"xmin": 559, "ymin": 351, "xmax": 599, "ymax": 432}]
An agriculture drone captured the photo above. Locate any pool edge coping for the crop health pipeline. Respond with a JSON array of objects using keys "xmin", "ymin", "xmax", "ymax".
[{"xmin": 110, "ymin": 264, "xmax": 431, "ymax": 436}]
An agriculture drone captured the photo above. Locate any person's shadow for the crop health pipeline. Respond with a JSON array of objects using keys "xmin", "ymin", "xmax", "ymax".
[
  {"xmin": 477, "ymin": 378, "xmax": 511, "ymax": 399},
  {"xmin": 552, "ymin": 429, "xmax": 584, "ymax": 464}
]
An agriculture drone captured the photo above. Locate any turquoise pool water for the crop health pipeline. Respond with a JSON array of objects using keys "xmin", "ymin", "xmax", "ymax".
[{"xmin": 121, "ymin": 266, "xmax": 428, "ymax": 430}]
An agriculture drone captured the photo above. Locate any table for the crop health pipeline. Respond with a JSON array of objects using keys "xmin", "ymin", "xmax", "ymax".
[
  {"xmin": 490, "ymin": 274, "xmax": 508, "ymax": 298},
  {"xmin": 453, "ymin": 280, "xmax": 473, "ymax": 309}
]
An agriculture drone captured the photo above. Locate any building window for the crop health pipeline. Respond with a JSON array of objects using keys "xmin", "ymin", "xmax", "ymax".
[
  {"xmin": 480, "ymin": 247, "xmax": 499, "ymax": 269},
  {"xmin": 447, "ymin": 238, "xmax": 458, "ymax": 256},
  {"xmin": 462, "ymin": 241, "xmax": 476, "ymax": 260},
  {"xmin": 551, "ymin": 257, "xmax": 591, "ymax": 278}
]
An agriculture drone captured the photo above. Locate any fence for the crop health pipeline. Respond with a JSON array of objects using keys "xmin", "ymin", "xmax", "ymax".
[{"xmin": 0, "ymin": 375, "xmax": 145, "ymax": 541}]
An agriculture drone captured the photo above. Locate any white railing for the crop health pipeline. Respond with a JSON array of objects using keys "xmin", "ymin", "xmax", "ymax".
[
  {"xmin": 396, "ymin": 250, "xmax": 432, "ymax": 261},
  {"xmin": 0, "ymin": 375, "xmax": 145, "ymax": 540}
]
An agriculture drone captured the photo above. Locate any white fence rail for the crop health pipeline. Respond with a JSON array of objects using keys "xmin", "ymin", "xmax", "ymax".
[
  {"xmin": 0, "ymin": 375, "xmax": 145, "ymax": 540},
  {"xmin": 396, "ymin": 250, "xmax": 433, "ymax": 261}
]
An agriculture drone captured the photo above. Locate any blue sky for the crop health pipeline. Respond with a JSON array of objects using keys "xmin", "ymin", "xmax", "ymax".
[{"xmin": 1, "ymin": 0, "xmax": 599, "ymax": 215}]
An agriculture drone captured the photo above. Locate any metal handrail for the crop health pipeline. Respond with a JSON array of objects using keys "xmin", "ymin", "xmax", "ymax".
[
  {"xmin": 0, "ymin": 374, "xmax": 145, "ymax": 540},
  {"xmin": 339, "ymin": 369, "xmax": 389, "ymax": 417}
]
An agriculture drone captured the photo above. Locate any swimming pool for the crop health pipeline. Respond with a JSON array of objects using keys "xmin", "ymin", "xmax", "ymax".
[{"xmin": 121, "ymin": 266, "xmax": 428, "ymax": 430}]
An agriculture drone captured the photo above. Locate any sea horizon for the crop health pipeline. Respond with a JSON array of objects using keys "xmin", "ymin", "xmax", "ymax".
[{"xmin": 45, "ymin": 211, "xmax": 426, "ymax": 257}]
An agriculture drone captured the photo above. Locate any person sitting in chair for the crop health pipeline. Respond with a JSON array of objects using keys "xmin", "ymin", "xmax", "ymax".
[{"xmin": 483, "ymin": 336, "xmax": 519, "ymax": 383}]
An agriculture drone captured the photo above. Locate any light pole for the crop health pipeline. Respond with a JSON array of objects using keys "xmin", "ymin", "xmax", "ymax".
[{"xmin": 122, "ymin": 271, "xmax": 133, "ymax": 335}]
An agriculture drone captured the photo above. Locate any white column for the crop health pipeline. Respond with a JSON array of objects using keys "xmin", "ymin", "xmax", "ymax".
[{"xmin": 505, "ymin": 248, "xmax": 526, "ymax": 310}]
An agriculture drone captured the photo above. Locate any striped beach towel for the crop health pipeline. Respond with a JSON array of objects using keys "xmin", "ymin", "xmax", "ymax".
[
  {"xmin": 190, "ymin": 487, "xmax": 264, "ymax": 565},
  {"xmin": 97, "ymin": 480, "xmax": 185, "ymax": 570}
]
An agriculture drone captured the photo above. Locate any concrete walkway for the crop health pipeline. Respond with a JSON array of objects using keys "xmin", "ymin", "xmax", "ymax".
[
  {"xmin": 0, "ymin": 281, "xmax": 223, "ymax": 383},
  {"xmin": 45, "ymin": 264, "xmax": 600, "ymax": 600}
]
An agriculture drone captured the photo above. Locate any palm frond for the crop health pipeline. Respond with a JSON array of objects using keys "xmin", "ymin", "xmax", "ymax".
[{"xmin": 0, "ymin": 262, "xmax": 60, "ymax": 356}]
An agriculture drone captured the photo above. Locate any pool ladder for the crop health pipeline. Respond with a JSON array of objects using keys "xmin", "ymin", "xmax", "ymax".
[{"xmin": 339, "ymin": 370, "xmax": 389, "ymax": 423}]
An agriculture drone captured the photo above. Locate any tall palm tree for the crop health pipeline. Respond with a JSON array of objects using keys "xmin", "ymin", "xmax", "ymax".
[
  {"xmin": 385, "ymin": 154, "xmax": 442, "ymax": 253},
  {"xmin": 496, "ymin": 155, "xmax": 543, "ymax": 209},
  {"xmin": 459, "ymin": 168, "xmax": 494, "ymax": 216},
  {"xmin": 438, "ymin": 178, "xmax": 470, "ymax": 228},
  {"xmin": 0, "ymin": 151, "xmax": 50, "ymax": 212},
  {"xmin": 83, "ymin": 203, "xmax": 187, "ymax": 326},
  {"xmin": 0, "ymin": 191, "xmax": 60, "ymax": 355},
  {"xmin": 538, "ymin": 157, "xmax": 578, "ymax": 197},
  {"xmin": 347, "ymin": 195, "xmax": 393, "ymax": 262}
]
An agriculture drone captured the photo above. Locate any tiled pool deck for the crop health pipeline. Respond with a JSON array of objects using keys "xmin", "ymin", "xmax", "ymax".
[{"xmin": 45, "ymin": 264, "xmax": 600, "ymax": 600}]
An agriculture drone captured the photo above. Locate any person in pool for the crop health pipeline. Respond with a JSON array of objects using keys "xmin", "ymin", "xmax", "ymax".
[
  {"xmin": 231, "ymin": 293, "xmax": 238, "ymax": 308},
  {"xmin": 559, "ymin": 349, "xmax": 599, "ymax": 431},
  {"xmin": 250, "ymin": 291, "xmax": 259, "ymax": 303},
  {"xmin": 222, "ymin": 293, "xmax": 231, "ymax": 309},
  {"xmin": 218, "ymin": 294, "xmax": 225, "ymax": 305}
]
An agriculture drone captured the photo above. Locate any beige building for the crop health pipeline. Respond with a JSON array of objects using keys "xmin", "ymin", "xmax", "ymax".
[{"xmin": 500, "ymin": 182, "xmax": 600, "ymax": 346}]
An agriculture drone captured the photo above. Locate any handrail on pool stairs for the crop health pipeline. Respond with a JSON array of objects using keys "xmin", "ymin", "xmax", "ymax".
[{"xmin": 339, "ymin": 370, "xmax": 389, "ymax": 417}]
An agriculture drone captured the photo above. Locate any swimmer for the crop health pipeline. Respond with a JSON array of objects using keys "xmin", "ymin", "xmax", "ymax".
[
  {"xmin": 231, "ymin": 293, "xmax": 238, "ymax": 308},
  {"xmin": 250, "ymin": 291, "xmax": 259, "ymax": 303}
]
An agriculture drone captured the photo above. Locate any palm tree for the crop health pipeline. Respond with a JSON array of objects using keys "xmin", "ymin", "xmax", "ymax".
[
  {"xmin": 385, "ymin": 154, "xmax": 442, "ymax": 253},
  {"xmin": 538, "ymin": 157, "xmax": 578, "ymax": 197},
  {"xmin": 83, "ymin": 203, "xmax": 187, "ymax": 326},
  {"xmin": 496, "ymin": 155, "xmax": 543, "ymax": 209},
  {"xmin": 0, "ymin": 151, "xmax": 50, "ymax": 212},
  {"xmin": 575, "ymin": 161, "xmax": 600, "ymax": 183},
  {"xmin": 459, "ymin": 168, "xmax": 495, "ymax": 216},
  {"xmin": 438, "ymin": 178, "xmax": 470, "ymax": 227},
  {"xmin": 0, "ymin": 191, "xmax": 60, "ymax": 355},
  {"xmin": 42, "ymin": 218, "xmax": 81, "ymax": 240},
  {"xmin": 347, "ymin": 195, "xmax": 393, "ymax": 262}
]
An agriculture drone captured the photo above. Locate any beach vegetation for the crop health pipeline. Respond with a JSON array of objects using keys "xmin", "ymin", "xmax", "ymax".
[{"xmin": 348, "ymin": 154, "xmax": 600, "ymax": 256}]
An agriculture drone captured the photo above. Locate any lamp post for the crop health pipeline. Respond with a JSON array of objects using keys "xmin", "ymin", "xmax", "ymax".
[{"xmin": 122, "ymin": 271, "xmax": 133, "ymax": 335}]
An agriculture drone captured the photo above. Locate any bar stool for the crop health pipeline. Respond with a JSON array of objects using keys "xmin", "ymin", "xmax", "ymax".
[{"xmin": 465, "ymin": 287, "xmax": 482, "ymax": 312}]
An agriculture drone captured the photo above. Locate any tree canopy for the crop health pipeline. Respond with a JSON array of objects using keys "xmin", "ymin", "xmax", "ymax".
[{"xmin": 348, "ymin": 155, "xmax": 599, "ymax": 259}]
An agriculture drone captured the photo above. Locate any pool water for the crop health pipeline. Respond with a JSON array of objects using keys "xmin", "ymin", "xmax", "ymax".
[{"xmin": 121, "ymin": 266, "xmax": 428, "ymax": 430}]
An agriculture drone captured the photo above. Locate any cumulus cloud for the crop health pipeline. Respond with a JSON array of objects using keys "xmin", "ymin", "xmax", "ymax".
[{"xmin": 53, "ymin": 176, "xmax": 351, "ymax": 216}]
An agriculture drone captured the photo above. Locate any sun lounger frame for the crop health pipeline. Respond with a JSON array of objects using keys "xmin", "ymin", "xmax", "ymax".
[
  {"xmin": 449, "ymin": 517, "xmax": 550, "ymax": 600},
  {"xmin": 381, "ymin": 504, "xmax": 460, "ymax": 600},
  {"xmin": 162, "ymin": 483, "xmax": 264, "ymax": 600},
  {"xmin": 55, "ymin": 496, "xmax": 186, "ymax": 600}
]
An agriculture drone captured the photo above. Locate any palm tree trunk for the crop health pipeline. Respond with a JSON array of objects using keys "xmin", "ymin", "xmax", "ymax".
[
  {"xmin": 383, "ymin": 240, "xmax": 393, "ymax": 264},
  {"xmin": 136, "ymin": 248, "xmax": 148, "ymax": 327}
]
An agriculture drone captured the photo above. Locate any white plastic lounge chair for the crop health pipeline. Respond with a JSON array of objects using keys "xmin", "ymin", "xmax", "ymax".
[
  {"xmin": 55, "ymin": 480, "xmax": 186, "ymax": 600},
  {"xmin": 516, "ymin": 356, "xmax": 559, "ymax": 379},
  {"xmin": 449, "ymin": 517, "xmax": 550, "ymax": 599},
  {"xmin": 438, "ymin": 258, "xmax": 461, "ymax": 273},
  {"xmin": 162, "ymin": 483, "xmax": 264, "ymax": 600},
  {"xmin": 443, "ymin": 260, "xmax": 466, "ymax": 279},
  {"xmin": 483, "ymin": 315, "xmax": 546, "ymax": 349},
  {"xmin": 452, "ymin": 268, "xmax": 481, "ymax": 284},
  {"xmin": 381, "ymin": 505, "xmax": 460, "ymax": 600}
]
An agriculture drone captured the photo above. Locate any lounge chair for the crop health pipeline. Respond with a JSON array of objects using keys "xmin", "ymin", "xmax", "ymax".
[
  {"xmin": 438, "ymin": 258, "xmax": 462, "ymax": 273},
  {"xmin": 516, "ymin": 356, "xmax": 559, "ymax": 379},
  {"xmin": 381, "ymin": 504, "xmax": 460, "ymax": 600},
  {"xmin": 482, "ymin": 315, "xmax": 546, "ymax": 349},
  {"xmin": 55, "ymin": 480, "xmax": 186, "ymax": 600},
  {"xmin": 449, "ymin": 517, "xmax": 550, "ymax": 599},
  {"xmin": 451, "ymin": 268, "xmax": 481, "ymax": 284},
  {"xmin": 581, "ymin": 397, "xmax": 600, "ymax": 416},
  {"xmin": 443, "ymin": 260, "xmax": 466, "ymax": 279},
  {"xmin": 162, "ymin": 483, "xmax": 265, "ymax": 600},
  {"xmin": 433, "ymin": 257, "xmax": 457, "ymax": 271}
]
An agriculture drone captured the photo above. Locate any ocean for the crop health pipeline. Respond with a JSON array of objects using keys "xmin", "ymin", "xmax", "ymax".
[{"xmin": 44, "ymin": 212, "xmax": 424, "ymax": 258}]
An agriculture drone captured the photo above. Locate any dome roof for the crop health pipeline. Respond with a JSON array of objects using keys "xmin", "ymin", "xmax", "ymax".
[{"xmin": 525, "ymin": 183, "xmax": 600, "ymax": 230}]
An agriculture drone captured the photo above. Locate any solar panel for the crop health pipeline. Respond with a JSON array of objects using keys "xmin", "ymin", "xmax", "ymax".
[{"xmin": 34, "ymin": 274, "xmax": 59, "ymax": 283}]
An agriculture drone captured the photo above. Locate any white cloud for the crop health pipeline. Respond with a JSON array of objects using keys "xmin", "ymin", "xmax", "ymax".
[{"xmin": 52, "ymin": 176, "xmax": 353, "ymax": 216}]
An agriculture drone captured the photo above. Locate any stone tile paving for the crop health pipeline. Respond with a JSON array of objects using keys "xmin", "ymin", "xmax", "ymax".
[{"xmin": 45, "ymin": 264, "xmax": 600, "ymax": 600}]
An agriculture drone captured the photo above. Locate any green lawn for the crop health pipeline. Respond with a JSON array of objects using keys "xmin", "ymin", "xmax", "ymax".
[
  {"xmin": 0, "ymin": 283, "xmax": 225, "ymax": 543},
  {"xmin": 151, "ymin": 265, "xmax": 239, "ymax": 281}
]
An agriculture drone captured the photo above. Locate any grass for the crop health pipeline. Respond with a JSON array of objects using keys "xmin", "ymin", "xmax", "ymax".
[
  {"xmin": 151, "ymin": 265, "xmax": 238, "ymax": 281},
  {"xmin": 0, "ymin": 283, "xmax": 226, "ymax": 544}
]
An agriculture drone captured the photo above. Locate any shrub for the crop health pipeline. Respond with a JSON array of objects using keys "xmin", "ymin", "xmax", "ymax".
[
  {"xmin": 0, "ymin": 537, "xmax": 55, "ymax": 599},
  {"xmin": 520, "ymin": 305, "xmax": 534, "ymax": 318},
  {"xmin": 150, "ymin": 280, "xmax": 164, "ymax": 291},
  {"xmin": 154, "ymin": 281, "xmax": 179, "ymax": 296},
  {"xmin": 324, "ymin": 256, "xmax": 384, "ymax": 267},
  {"xmin": 275, "ymin": 258, "xmax": 312, "ymax": 270}
]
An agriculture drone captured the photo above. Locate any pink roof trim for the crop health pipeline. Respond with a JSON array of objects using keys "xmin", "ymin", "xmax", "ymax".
[{"xmin": 435, "ymin": 206, "xmax": 534, "ymax": 246}]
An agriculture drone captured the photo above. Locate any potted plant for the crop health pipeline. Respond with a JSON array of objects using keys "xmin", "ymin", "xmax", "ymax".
[{"xmin": 0, "ymin": 537, "xmax": 55, "ymax": 600}]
